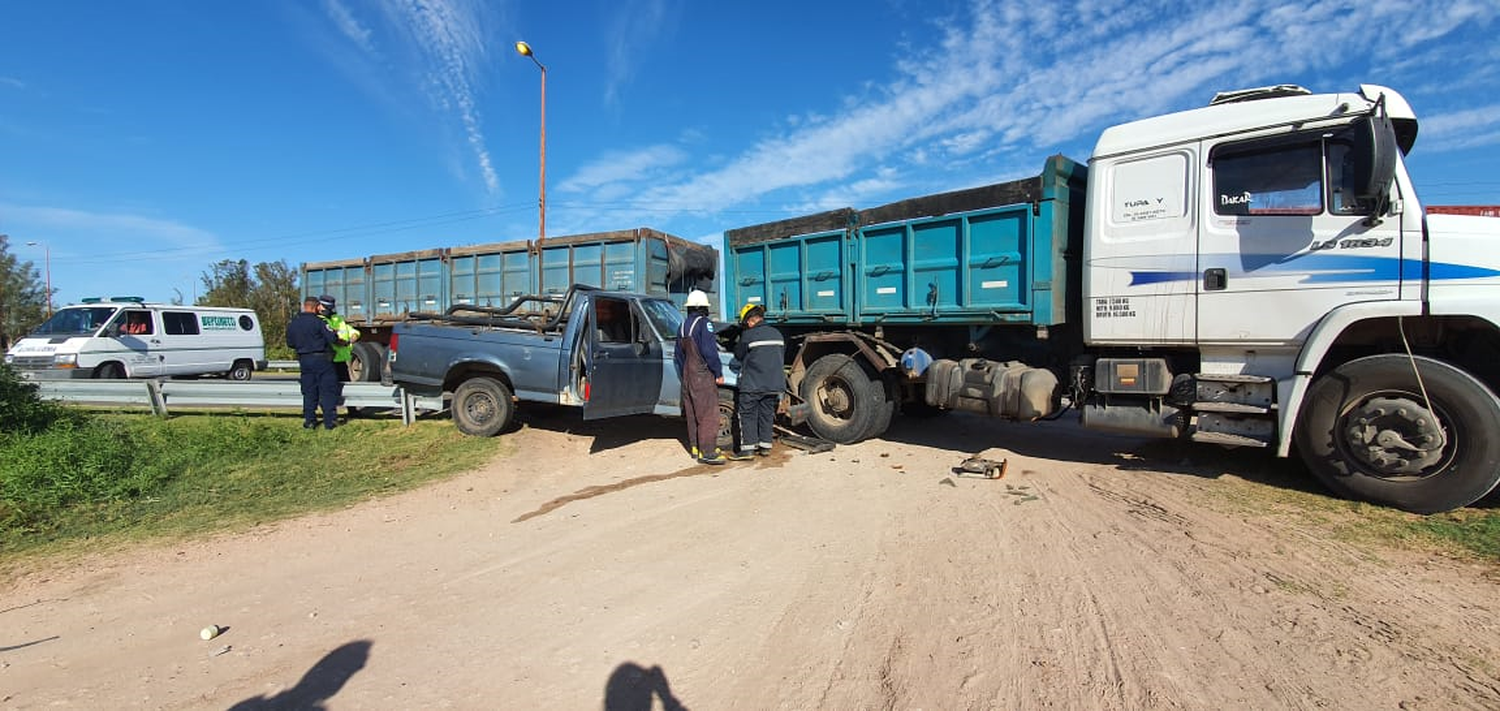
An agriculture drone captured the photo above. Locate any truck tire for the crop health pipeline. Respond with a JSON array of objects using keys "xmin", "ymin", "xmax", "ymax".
[
  {"xmin": 451, "ymin": 376, "xmax": 516, "ymax": 437},
  {"xmin": 863, "ymin": 376, "xmax": 897, "ymax": 440},
  {"xmin": 350, "ymin": 342, "xmax": 384, "ymax": 382},
  {"xmin": 226, "ymin": 359, "xmax": 254, "ymax": 381},
  {"xmin": 1296, "ymin": 354, "xmax": 1500, "ymax": 514},
  {"xmin": 96, "ymin": 362, "xmax": 125, "ymax": 379},
  {"xmin": 800, "ymin": 354, "xmax": 881, "ymax": 444}
]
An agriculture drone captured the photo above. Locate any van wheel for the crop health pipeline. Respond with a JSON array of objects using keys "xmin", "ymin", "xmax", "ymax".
[
  {"xmin": 227, "ymin": 360, "xmax": 253, "ymax": 381},
  {"xmin": 96, "ymin": 362, "xmax": 125, "ymax": 379},
  {"xmin": 452, "ymin": 377, "xmax": 515, "ymax": 437}
]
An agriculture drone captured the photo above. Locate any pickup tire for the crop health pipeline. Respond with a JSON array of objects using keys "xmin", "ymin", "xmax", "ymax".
[
  {"xmin": 800, "ymin": 354, "xmax": 880, "ymax": 444},
  {"xmin": 1296, "ymin": 354, "xmax": 1500, "ymax": 514},
  {"xmin": 226, "ymin": 359, "xmax": 254, "ymax": 381},
  {"xmin": 717, "ymin": 388, "xmax": 739, "ymax": 452},
  {"xmin": 452, "ymin": 376, "xmax": 516, "ymax": 437}
]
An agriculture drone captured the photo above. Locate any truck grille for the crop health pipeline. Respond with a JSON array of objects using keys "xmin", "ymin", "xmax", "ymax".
[{"xmin": 9, "ymin": 356, "xmax": 54, "ymax": 368}]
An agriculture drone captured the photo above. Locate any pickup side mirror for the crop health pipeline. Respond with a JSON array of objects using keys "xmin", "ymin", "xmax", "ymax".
[{"xmin": 106, "ymin": 324, "xmax": 121, "ymax": 338}]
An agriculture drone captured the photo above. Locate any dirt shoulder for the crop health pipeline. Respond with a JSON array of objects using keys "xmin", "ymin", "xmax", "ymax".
[{"xmin": 3, "ymin": 411, "xmax": 1498, "ymax": 709}]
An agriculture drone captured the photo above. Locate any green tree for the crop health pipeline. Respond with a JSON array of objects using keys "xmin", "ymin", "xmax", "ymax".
[
  {"xmin": 198, "ymin": 259, "xmax": 300, "ymax": 359},
  {"xmin": 0, "ymin": 235, "xmax": 50, "ymax": 351}
]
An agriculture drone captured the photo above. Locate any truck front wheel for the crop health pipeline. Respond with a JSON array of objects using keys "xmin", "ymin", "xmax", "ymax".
[
  {"xmin": 1296, "ymin": 354, "xmax": 1500, "ymax": 514},
  {"xmin": 452, "ymin": 376, "xmax": 516, "ymax": 437},
  {"xmin": 801, "ymin": 354, "xmax": 881, "ymax": 444}
]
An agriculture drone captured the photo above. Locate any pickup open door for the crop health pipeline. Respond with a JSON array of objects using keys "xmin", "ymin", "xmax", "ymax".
[{"xmin": 581, "ymin": 295, "xmax": 667, "ymax": 420}]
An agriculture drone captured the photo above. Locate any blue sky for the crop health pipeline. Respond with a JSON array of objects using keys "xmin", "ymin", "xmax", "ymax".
[{"xmin": 2, "ymin": 0, "xmax": 1498, "ymax": 308}]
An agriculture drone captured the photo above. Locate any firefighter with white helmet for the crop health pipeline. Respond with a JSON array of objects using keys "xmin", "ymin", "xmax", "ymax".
[
  {"xmin": 732, "ymin": 302, "xmax": 785, "ymax": 457},
  {"xmin": 673, "ymin": 289, "xmax": 728, "ymax": 464}
]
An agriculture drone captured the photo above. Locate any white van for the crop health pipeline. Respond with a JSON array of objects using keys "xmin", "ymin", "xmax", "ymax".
[{"xmin": 4, "ymin": 297, "xmax": 267, "ymax": 380}]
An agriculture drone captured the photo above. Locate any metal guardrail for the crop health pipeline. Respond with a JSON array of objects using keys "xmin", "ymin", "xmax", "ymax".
[
  {"xmin": 267, "ymin": 360, "xmax": 298, "ymax": 370},
  {"xmin": 34, "ymin": 380, "xmax": 447, "ymax": 425}
]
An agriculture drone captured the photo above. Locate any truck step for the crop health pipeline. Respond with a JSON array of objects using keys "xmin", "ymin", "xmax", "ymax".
[
  {"xmin": 1191, "ymin": 401, "xmax": 1274, "ymax": 415},
  {"xmin": 1191, "ymin": 431, "xmax": 1271, "ymax": 448},
  {"xmin": 1194, "ymin": 373, "xmax": 1275, "ymax": 384}
]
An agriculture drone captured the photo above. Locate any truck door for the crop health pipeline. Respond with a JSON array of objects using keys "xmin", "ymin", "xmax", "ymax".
[
  {"xmin": 581, "ymin": 295, "xmax": 666, "ymax": 420},
  {"xmin": 1197, "ymin": 128, "xmax": 1402, "ymax": 345}
]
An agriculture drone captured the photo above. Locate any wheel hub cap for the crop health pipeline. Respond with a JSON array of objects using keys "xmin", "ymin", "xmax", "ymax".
[{"xmin": 1344, "ymin": 396, "xmax": 1445, "ymax": 476}]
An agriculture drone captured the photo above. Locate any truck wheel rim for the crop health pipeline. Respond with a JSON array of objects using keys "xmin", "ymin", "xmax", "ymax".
[{"xmin": 1338, "ymin": 394, "xmax": 1450, "ymax": 479}]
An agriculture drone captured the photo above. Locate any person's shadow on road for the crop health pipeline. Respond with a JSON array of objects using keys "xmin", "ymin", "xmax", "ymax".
[
  {"xmin": 228, "ymin": 640, "xmax": 371, "ymax": 710},
  {"xmin": 604, "ymin": 662, "xmax": 688, "ymax": 711}
]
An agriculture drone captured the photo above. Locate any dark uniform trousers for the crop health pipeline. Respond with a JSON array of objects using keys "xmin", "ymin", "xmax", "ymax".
[{"xmin": 299, "ymin": 354, "xmax": 340, "ymax": 428}]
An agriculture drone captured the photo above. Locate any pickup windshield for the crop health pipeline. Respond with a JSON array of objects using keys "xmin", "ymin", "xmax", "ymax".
[
  {"xmin": 639, "ymin": 299, "xmax": 683, "ymax": 341},
  {"xmin": 30, "ymin": 307, "xmax": 118, "ymax": 337}
]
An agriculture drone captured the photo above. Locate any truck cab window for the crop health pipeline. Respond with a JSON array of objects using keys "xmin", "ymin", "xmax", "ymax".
[
  {"xmin": 1212, "ymin": 140, "xmax": 1323, "ymax": 216},
  {"xmin": 593, "ymin": 298, "xmax": 634, "ymax": 343}
]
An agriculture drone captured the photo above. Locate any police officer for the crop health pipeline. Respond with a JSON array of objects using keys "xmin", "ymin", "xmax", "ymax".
[
  {"xmin": 732, "ymin": 303, "xmax": 786, "ymax": 456},
  {"xmin": 287, "ymin": 296, "xmax": 341, "ymax": 429},
  {"xmin": 318, "ymin": 295, "xmax": 361, "ymax": 382}
]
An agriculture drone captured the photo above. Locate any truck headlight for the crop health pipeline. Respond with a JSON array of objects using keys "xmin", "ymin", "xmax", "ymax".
[
  {"xmin": 54, "ymin": 353, "xmax": 77, "ymax": 368},
  {"xmin": 3, "ymin": 353, "xmax": 12, "ymax": 365}
]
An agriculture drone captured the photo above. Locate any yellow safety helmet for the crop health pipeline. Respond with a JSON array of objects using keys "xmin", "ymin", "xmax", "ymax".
[{"xmin": 738, "ymin": 302, "xmax": 765, "ymax": 324}]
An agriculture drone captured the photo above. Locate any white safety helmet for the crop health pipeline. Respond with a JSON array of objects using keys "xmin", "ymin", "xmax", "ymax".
[{"xmin": 685, "ymin": 289, "xmax": 710, "ymax": 308}]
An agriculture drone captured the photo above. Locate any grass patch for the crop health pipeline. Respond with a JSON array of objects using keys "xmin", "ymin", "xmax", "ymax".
[
  {"xmin": 0, "ymin": 414, "xmax": 505, "ymax": 566},
  {"xmin": 1211, "ymin": 466, "xmax": 1500, "ymax": 566}
]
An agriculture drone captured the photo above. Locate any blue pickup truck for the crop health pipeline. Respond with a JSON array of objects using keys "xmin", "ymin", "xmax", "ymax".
[{"xmin": 388, "ymin": 284, "xmax": 738, "ymax": 444}]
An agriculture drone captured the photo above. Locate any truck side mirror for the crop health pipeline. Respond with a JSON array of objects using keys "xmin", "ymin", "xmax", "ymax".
[
  {"xmin": 1345, "ymin": 111, "xmax": 1398, "ymax": 216},
  {"xmin": 106, "ymin": 324, "xmax": 121, "ymax": 338}
]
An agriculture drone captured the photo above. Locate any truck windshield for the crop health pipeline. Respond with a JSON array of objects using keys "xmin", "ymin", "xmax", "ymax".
[
  {"xmin": 639, "ymin": 299, "xmax": 683, "ymax": 341},
  {"xmin": 30, "ymin": 307, "xmax": 119, "ymax": 337}
]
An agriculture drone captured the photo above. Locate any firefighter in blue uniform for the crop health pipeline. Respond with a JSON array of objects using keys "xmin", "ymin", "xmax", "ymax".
[
  {"xmin": 286, "ymin": 296, "xmax": 342, "ymax": 429},
  {"xmin": 732, "ymin": 303, "xmax": 786, "ymax": 457}
]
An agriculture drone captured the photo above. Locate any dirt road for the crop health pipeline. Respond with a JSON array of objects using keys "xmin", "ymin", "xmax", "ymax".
[{"xmin": 4, "ymin": 410, "xmax": 1499, "ymax": 710}]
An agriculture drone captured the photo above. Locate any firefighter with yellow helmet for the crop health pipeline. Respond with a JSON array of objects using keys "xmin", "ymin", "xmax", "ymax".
[{"xmin": 732, "ymin": 301, "xmax": 785, "ymax": 457}]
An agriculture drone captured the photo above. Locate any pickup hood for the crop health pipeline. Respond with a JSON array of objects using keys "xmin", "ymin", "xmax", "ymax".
[{"xmin": 6, "ymin": 337, "xmax": 81, "ymax": 357}]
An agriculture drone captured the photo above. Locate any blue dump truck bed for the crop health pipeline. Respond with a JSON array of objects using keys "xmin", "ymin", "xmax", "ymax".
[
  {"xmin": 724, "ymin": 156, "xmax": 1087, "ymax": 327},
  {"xmin": 303, "ymin": 227, "xmax": 720, "ymax": 327}
]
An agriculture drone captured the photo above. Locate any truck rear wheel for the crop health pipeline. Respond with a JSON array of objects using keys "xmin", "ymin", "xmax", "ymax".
[
  {"xmin": 452, "ymin": 376, "xmax": 516, "ymax": 437},
  {"xmin": 350, "ymin": 342, "xmax": 385, "ymax": 382},
  {"xmin": 1296, "ymin": 354, "xmax": 1500, "ymax": 514},
  {"xmin": 800, "ymin": 354, "xmax": 881, "ymax": 444}
]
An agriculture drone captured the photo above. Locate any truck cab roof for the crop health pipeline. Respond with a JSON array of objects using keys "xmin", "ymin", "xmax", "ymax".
[{"xmin": 1092, "ymin": 84, "xmax": 1418, "ymax": 161}]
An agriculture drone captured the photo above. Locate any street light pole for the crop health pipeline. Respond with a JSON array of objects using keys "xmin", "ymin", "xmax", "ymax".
[
  {"xmin": 515, "ymin": 40, "xmax": 547, "ymax": 247},
  {"xmin": 25, "ymin": 240, "xmax": 52, "ymax": 317}
]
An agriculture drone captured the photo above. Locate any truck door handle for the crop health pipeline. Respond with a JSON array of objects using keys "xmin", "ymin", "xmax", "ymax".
[{"xmin": 1204, "ymin": 268, "xmax": 1227, "ymax": 291}]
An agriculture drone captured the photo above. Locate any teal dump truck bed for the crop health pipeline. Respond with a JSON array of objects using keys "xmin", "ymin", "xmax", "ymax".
[
  {"xmin": 724, "ymin": 156, "xmax": 1087, "ymax": 327},
  {"xmin": 303, "ymin": 227, "xmax": 720, "ymax": 328}
]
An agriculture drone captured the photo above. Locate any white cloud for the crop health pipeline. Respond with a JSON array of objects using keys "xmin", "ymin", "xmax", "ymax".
[
  {"xmin": 0, "ymin": 76, "xmax": 24, "ymax": 90},
  {"xmin": 558, "ymin": 145, "xmax": 689, "ymax": 193},
  {"xmin": 317, "ymin": 0, "xmax": 501, "ymax": 194},
  {"xmin": 603, "ymin": 0, "xmax": 679, "ymax": 108},
  {"xmin": 1417, "ymin": 104, "xmax": 1500, "ymax": 152}
]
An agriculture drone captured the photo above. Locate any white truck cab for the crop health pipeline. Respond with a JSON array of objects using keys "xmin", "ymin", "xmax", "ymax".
[
  {"xmin": 1083, "ymin": 84, "xmax": 1500, "ymax": 513},
  {"xmin": 4, "ymin": 297, "xmax": 267, "ymax": 380}
]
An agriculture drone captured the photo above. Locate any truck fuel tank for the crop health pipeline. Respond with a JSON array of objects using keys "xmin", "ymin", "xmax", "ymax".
[{"xmin": 924, "ymin": 358, "xmax": 1058, "ymax": 420}]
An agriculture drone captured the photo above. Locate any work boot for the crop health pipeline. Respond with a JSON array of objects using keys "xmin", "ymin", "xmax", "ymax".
[
  {"xmin": 698, "ymin": 450, "xmax": 727, "ymax": 465},
  {"xmin": 725, "ymin": 450, "xmax": 755, "ymax": 461}
]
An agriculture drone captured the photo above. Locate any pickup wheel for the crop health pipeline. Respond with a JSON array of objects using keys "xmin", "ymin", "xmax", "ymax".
[
  {"xmin": 226, "ymin": 359, "xmax": 254, "ymax": 381},
  {"xmin": 800, "ymin": 354, "xmax": 880, "ymax": 444},
  {"xmin": 717, "ymin": 388, "xmax": 739, "ymax": 452},
  {"xmin": 451, "ymin": 376, "xmax": 516, "ymax": 437},
  {"xmin": 1296, "ymin": 355, "xmax": 1500, "ymax": 514}
]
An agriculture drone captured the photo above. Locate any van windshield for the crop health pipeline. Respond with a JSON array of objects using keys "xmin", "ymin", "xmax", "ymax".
[{"xmin": 31, "ymin": 307, "xmax": 119, "ymax": 337}]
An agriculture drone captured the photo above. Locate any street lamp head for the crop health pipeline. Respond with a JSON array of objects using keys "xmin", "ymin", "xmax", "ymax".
[{"xmin": 515, "ymin": 41, "xmax": 533, "ymax": 57}]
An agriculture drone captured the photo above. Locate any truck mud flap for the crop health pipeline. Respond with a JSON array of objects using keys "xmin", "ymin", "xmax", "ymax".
[{"xmin": 773, "ymin": 424, "xmax": 835, "ymax": 454}]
